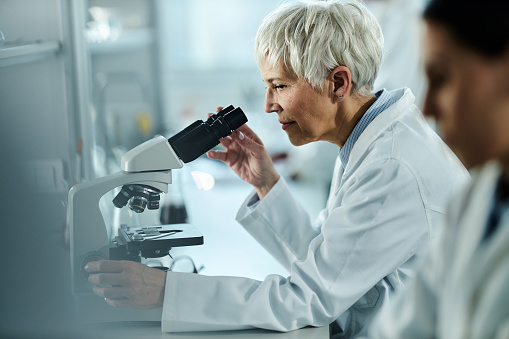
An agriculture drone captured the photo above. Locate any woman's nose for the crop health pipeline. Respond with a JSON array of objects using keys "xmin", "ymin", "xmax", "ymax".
[
  {"xmin": 264, "ymin": 91, "xmax": 281, "ymax": 114},
  {"xmin": 422, "ymin": 91, "xmax": 436, "ymax": 119}
]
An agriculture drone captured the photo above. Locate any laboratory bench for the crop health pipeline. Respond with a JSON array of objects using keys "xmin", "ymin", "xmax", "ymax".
[
  {"xmin": 168, "ymin": 158, "xmax": 329, "ymax": 280},
  {"xmin": 87, "ymin": 321, "xmax": 330, "ymax": 338}
]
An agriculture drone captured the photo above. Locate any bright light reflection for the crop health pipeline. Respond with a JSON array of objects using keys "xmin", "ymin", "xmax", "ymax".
[
  {"xmin": 86, "ymin": 6, "xmax": 121, "ymax": 43},
  {"xmin": 191, "ymin": 171, "xmax": 215, "ymax": 191}
]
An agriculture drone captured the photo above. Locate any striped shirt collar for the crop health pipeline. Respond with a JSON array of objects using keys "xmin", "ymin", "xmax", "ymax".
[{"xmin": 339, "ymin": 89, "xmax": 394, "ymax": 166}]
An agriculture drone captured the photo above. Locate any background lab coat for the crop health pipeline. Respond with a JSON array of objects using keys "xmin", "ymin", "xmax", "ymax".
[
  {"xmin": 161, "ymin": 88, "xmax": 468, "ymax": 336},
  {"xmin": 368, "ymin": 161, "xmax": 509, "ymax": 339}
]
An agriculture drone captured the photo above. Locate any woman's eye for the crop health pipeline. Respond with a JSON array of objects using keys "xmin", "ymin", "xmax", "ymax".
[
  {"xmin": 431, "ymin": 78, "xmax": 447, "ymax": 91},
  {"xmin": 427, "ymin": 70, "xmax": 448, "ymax": 89}
]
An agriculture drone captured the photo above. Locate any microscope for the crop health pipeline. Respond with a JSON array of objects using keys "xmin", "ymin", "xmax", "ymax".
[{"xmin": 67, "ymin": 105, "xmax": 247, "ymax": 304}]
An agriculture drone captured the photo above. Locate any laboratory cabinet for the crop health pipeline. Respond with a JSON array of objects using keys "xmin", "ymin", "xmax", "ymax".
[
  {"xmin": 0, "ymin": 0, "xmax": 84, "ymax": 337},
  {"xmin": 0, "ymin": 0, "xmax": 164, "ymax": 336},
  {"xmin": 85, "ymin": 0, "xmax": 164, "ymax": 174}
]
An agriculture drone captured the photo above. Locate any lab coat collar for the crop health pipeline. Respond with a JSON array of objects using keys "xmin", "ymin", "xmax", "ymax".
[
  {"xmin": 345, "ymin": 87, "xmax": 415, "ymax": 174},
  {"xmin": 339, "ymin": 89, "xmax": 394, "ymax": 167}
]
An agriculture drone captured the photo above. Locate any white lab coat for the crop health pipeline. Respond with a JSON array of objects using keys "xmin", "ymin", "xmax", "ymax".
[
  {"xmin": 367, "ymin": 161, "xmax": 509, "ymax": 339},
  {"xmin": 161, "ymin": 88, "xmax": 468, "ymax": 336}
]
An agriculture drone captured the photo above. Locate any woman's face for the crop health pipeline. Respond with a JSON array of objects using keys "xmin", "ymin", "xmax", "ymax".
[
  {"xmin": 260, "ymin": 59, "xmax": 340, "ymax": 146},
  {"xmin": 423, "ymin": 22, "xmax": 509, "ymax": 168}
]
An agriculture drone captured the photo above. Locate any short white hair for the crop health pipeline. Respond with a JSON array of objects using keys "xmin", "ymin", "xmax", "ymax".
[{"xmin": 254, "ymin": 0, "xmax": 383, "ymax": 97}]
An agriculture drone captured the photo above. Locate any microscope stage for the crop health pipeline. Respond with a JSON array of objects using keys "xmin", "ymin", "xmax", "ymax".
[
  {"xmin": 110, "ymin": 223, "xmax": 203, "ymax": 260},
  {"xmin": 127, "ymin": 223, "xmax": 203, "ymax": 248}
]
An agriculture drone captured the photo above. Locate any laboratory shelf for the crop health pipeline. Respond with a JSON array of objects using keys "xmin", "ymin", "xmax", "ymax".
[
  {"xmin": 87, "ymin": 28, "xmax": 154, "ymax": 55},
  {"xmin": 0, "ymin": 41, "xmax": 61, "ymax": 67}
]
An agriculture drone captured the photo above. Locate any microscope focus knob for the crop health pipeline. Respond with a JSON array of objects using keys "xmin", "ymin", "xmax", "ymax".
[{"xmin": 81, "ymin": 251, "xmax": 108, "ymax": 278}]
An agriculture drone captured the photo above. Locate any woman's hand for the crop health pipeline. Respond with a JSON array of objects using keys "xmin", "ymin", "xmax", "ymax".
[
  {"xmin": 85, "ymin": 260, "xmax": 166, "ymax": 310},
  {"xmin": 207, "ymin": 107, "xmax": 280, "ymax": 199}
]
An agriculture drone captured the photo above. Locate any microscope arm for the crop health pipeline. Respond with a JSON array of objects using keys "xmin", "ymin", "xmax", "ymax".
[
  {"xmin": 68, "ymin": 170, "xmax": 172, "ymax": 293},
  {"xmin": 68, "ymin": 135, "xmax": 182, "ymax": 293}
]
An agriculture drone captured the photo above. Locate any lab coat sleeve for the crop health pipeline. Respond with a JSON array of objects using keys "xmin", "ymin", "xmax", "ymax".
[
  {"xmin": 236, "ymin": 177, "xmax": 319, "ymax": 271},
  {"xmin": 162, "ymin": 158, "xmax": 433, "ymax": 333}
]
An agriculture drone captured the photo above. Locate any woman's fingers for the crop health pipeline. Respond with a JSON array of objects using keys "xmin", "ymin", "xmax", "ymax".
[
  {"xmin": 206, "ymin": 150, "xmax": 227, "ymax": 162},
  {"xmin": 232, "ymin": 130, "xmax": 264, "ymax": 156},
  {"xmin": 93, "ymin": 285, "xmax": 130, "ymax": 299},
  {"xmin": 88, "ymin": 272, "xmax": 124, "ymax": 286},
  {"xmin": 207, "ymin": 130, "xmax": 265, "ymax": 164},
  {"xmin": 235, "ymin": 124, "xmax": 263, "ymax": 145},
  {"xmin": 218, "ymin": 135, "xmax": 233, "ymax": 148},
  {"xmin": 85, "ymin": 260, "xmax": 123, "ymax": 273},
  {"xmin": 104, "ymin": 297, "xmax": 131, "ymax": 308},
  {"xmin": 206, "ymin": 107, "xmax": 223, "ymax": 119}
]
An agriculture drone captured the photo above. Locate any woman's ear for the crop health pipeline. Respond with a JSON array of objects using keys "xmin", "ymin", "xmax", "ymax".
[{"xmin": 328, "ymin": 66, "xmax": 352, "ymax": 101}]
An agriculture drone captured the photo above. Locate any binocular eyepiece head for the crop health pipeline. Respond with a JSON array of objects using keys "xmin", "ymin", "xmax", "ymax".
[
  {"xmin": 168, "ymin": 105, "xmax": 248, "ymax": 163},
  {"xmin": 112, "ymin": 105, "xmax": 247, "ymax": 213}
]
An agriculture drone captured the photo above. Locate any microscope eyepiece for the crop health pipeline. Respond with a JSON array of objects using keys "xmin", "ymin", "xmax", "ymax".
[
  {"xmin": 168, "ymin": 105, "xmax": 248, "ymax": 163},
  {"xmin": 205, "ymin": 104, "xmax": 234, "ymax": 122}
]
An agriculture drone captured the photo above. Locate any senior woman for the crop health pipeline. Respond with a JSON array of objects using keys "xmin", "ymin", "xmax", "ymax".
[
  {"xmin": 367, "ymin": 0, "xmax": 509, "ymax": 338},
  {"xmin": 85, "ymin": 1, "xmax": 467, "ymax": 337}
]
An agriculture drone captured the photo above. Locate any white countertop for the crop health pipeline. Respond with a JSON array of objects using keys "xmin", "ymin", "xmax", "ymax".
[{"xmin": 87, "ymin": 321, "xmax": 329, "ymax": 338}]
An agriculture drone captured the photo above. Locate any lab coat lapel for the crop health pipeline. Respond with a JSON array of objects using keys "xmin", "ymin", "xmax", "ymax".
[
  {"xmin": 477, "ymin": 214, "xmax": 509, "ymax": 271},
  {"xmin": 458, "ymin": 164, "xmax": 502, "ymax": 289},
  {"xmin": 469, "ymin": 214, "xmax": 509, "ymax": 338},
  {"xmin": 442, "ymin": 163, "xmax": 500, "ymax": 338},
  {"xmin": 450, "ymin": 168, "xmax": 497, "ymax": 285},
  {"xmin": 328, "ymin": 156, "xmax": 344, "ymax": 211}
]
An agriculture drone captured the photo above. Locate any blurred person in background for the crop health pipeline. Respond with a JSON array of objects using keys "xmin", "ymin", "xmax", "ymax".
[
  {"xmin": 367, "ymin": 0, "xmax": 509, "ymax": 338},
  {"xmin": 85, "ymin": 1, "xmax": 467, "ymax": 337}
]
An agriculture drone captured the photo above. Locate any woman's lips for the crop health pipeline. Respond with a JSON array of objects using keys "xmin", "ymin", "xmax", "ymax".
[{"xmin": 280, "ymin": 121, "xmax": 294, "ymax": 130}]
